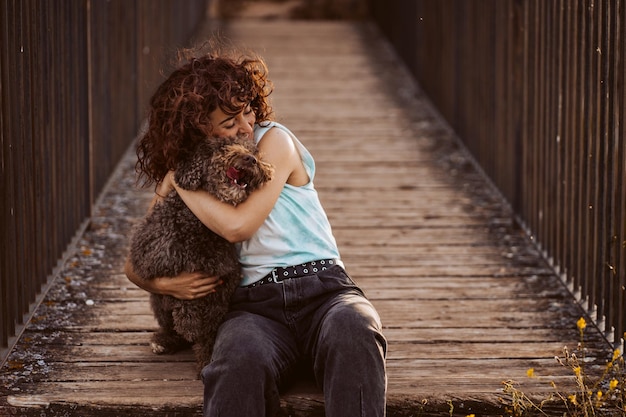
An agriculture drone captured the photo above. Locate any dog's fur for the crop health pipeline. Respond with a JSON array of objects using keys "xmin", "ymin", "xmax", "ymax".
[{"xmin": 129, "ymin": 136, "xmax": 274, "ymax": 372}]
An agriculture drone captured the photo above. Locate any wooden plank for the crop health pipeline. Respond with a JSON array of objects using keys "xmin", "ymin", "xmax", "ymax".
[
  {"xmin": 49, "ymin": 298, "xmax": 574, "ymax": 318},
  {"xmin": 18, "ymin": 325, "xmax": 602, "ymax": 348},
  {"xmin": 47, "ymin": 273, "xmax": 565, "ymax": 304},
  {"xmin": 35, "ymin": 293, "xmax": 581, "ymax": 317},
  {"xmin": 5, "ymin": 374, "xmax": 578, "ymax": 408},
  {"xmin": 31, "ymin": 311, "xmax": 574, "ymax": 334},
  {"xmin": 26, "ymin": 298, "xmax": 587, "ymax": 334},
  {"xmin": 25, "ymin": 357, "xmax": 578, "ymax": 382},
  {"xmin": 17, "ymin": 340, "xmax": 582, "ymax": 365}
]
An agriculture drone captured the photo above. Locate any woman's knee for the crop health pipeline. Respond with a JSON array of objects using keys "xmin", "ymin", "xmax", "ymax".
[
  {"xmin": 313, "ymin": 295, "xmax": 387, "ymax": 369},
  {"xmin": 203, "ymin": 312, "xmax": 299, "ymax": 384},
  {"xmin": 201, "ymin": 353, "xmax": 268, "ymax": 385},
  {"xmin": 325, "ymin": 295, "xmax": 383, "ymax": 341}
]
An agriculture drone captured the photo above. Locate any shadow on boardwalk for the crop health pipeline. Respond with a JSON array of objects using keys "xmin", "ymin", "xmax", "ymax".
[{"xmin": 0, "ymin": 18, "xmax": 612, "ymax": 417}]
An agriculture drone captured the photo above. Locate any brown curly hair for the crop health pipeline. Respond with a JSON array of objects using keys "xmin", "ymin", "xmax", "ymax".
[{"xmin": 135, "ymin": 45, "xmax": 274, "ymax": 187}]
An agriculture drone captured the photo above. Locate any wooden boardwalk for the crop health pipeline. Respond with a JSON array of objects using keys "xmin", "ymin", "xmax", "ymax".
[{"xmin": 0, "ymin": 20, "xmax": 611, "ymax": 417}]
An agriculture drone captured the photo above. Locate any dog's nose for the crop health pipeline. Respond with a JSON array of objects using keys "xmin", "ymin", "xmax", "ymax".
[{"xmin": 243, "ymin": 154, "xmax": 257, "ymax": 165}]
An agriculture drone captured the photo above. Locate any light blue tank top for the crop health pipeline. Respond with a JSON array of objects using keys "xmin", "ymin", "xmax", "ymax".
[{"xmin": 235, "ymin": 121, "xmax": 342, "ymax": 286}]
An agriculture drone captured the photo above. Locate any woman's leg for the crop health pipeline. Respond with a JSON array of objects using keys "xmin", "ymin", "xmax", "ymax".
[
  {"xmin": 306, "ymin": 270, "xmax": 388, "ymax": 417},
  {"xmin": 201, "ymin": 310, "xmax": 299, "ymax": 417}
]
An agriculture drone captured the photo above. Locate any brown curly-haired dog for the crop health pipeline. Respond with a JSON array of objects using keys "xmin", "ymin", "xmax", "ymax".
[{"xmin": 129, "ymin": 136, "xmax": 274, "ymax": 373}]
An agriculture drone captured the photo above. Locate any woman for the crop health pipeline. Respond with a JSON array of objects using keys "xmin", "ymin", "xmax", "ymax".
[{"xmin": 125, "ymin": 44, "xmax": 387, "ymax": 417}]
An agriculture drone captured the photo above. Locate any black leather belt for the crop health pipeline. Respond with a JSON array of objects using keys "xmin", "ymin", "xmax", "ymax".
[{"xmin": 245, "ymin": 259, "xmax": 338, "ymax": 288}]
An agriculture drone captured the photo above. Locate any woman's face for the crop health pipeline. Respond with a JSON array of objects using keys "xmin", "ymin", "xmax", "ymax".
[{"xmin": 209, "ymin": 103, "xmax": 255, "ymax": 140}]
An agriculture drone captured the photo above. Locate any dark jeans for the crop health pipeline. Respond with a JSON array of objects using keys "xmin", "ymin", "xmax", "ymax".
[{"xmin": 201, "ymin": 265, "xmax": 387, "ymax": 417}]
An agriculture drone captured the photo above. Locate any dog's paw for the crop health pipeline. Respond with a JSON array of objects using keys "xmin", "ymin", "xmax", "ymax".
[
  {"xmin": 150, "ymin": 331, "xmax": 192, "ymax": 354},
  {"xmin": 150, "ymin": 341, "xmax": 168, "ymax": 354}
]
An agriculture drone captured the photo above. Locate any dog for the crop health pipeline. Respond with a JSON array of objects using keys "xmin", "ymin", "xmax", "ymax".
[{"xmin": 129, "ymin": 136, "xmax": 274, "ymax": 373}]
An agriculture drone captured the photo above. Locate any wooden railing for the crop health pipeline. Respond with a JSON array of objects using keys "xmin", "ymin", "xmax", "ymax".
[
  {"xmin": 0, "ymin": 0, "xmax": 209, "ymax": 361},
  {"xmin": 369, "ymin": 0, "xmax": 625, "ymax": 349}
]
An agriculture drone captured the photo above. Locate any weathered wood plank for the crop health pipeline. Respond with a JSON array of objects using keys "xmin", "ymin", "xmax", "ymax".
[
  {"xmin": 26, "ymin": 341, "xmax": 581, "ymax": 364},
  {"xmin": 28, "ymin": 302, "xmax": 585, "ymax": 334},
  {"xmin": 17, "ymin": 325, "xmax": 600, "ymax": 348},
  {"xmin": 4, "ymin": 375, "xmax": 576, "ymax": 408},
  {"xmin": 26, "ymin": 357, "xmax": 579, "ymax": 384},
  {"xmin": 40, "ymin": 297, "xmax": 575, "ymax": 318}
]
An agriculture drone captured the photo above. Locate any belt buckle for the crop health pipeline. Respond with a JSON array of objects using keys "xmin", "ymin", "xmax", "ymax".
[{"xmin": 271, "ymin": 268, "xmax": 281, "ymax": 284}]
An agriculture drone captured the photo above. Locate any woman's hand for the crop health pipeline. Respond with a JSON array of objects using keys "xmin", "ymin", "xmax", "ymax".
[
  {"xmin": 124, "ymin": 257, "xmax": 222, "ymax": 300},
  {"xmin": 147, "ymin": 171, "xmax": 176, "ymax": 212},
  {"xmin": 156, "ymin": 171, "xmax": 176, "ymax": 198},
  {"xmin": 152, "ymin": 271, "xmax": 223, "ymax": 300}
]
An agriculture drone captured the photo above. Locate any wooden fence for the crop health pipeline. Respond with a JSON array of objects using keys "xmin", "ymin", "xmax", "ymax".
[
  {"xmin": 0, "ymin": 0, "xmax": 209, "ymax": 361},
  {"xmin": 369, "ymin": 0, "xmax": 626, "ymax": 349}
]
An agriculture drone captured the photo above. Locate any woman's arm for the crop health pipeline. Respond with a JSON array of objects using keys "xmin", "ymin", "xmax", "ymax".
[
  {"xmin": 168, "ymin": 127, "xmax": 306, "ymax": 242},
  {"xmin": 124, "ymin": 257, "xmax": 222, "ymax": 300}
]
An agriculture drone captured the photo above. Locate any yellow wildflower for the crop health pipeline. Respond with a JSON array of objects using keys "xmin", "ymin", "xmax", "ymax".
[
  {"xmin": 596, "ymin": 390, "xmax": 603, "ymax": 400},
  {"xmin": 577, "ymin": 317, "xmax": 587, "ymax": 331},
  {"xmin": 526, "ymin": 368, "xmax": 535, "ymax": 378},
  {"xmin": 573, "ymin": 366, "xmax": 581, "ymax": 377},
  {"xmin": 466, "ymin": 415, "xmax": 475, "ymax": 417},
  {"xmin": 613, "ymin": 349, "xmax": 621, "ymax": 361},
  {"xmin": 568, "ymin": 394, "xmax": 577, "ymax": 405},
  {"xmin": 609, "ymin": 379, "xmax": 619, "ymax": 390}
]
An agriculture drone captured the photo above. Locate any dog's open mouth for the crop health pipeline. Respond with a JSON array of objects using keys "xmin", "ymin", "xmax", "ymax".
[{"xmin": 227, "ymin": 166, "xmax": 249, "ymax": 189}]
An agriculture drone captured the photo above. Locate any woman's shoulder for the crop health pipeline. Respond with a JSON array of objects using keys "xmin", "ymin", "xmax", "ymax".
[
  {"xmin": 255, "ymin": 124, "xmax": 298, "ymax": 155},
  {"xmin": 254, "ymin": 120, "xmax": 287, "ymax": 142},
  {"xmin": 254, "ymin": 121, "xmax": 314, "ymax": 186}
]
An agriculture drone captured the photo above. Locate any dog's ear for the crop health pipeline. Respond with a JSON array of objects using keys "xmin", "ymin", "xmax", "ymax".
[{"xmin": 175, "ymin": 143, "xmax": 212, "ymax": 191}]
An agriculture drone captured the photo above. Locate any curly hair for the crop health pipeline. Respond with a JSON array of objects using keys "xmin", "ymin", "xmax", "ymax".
[{"xmin": 135, "ymin": 45, "xmax": 274, "ymax": 187}]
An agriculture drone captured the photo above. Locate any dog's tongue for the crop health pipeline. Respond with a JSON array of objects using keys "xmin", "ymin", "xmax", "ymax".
[{"xmin": 227, "ymin": 167, "xmax": 241, "ymax": 181}]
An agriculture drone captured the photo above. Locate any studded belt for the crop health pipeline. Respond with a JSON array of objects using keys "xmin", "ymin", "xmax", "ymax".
[{"xmin": 245, "ymin": 259, "xmax": 338, "ymax": 288}]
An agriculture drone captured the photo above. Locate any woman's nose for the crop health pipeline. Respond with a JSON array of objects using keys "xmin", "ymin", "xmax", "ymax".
[{"xmin": 237, "ymin": 114, "xmax": 253, "ymax": 136}]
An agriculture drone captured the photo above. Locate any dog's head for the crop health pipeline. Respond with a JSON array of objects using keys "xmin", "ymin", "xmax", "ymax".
[{"xmin": 175, "ymin": 136, "xmax": 274, "ymax": 205}]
